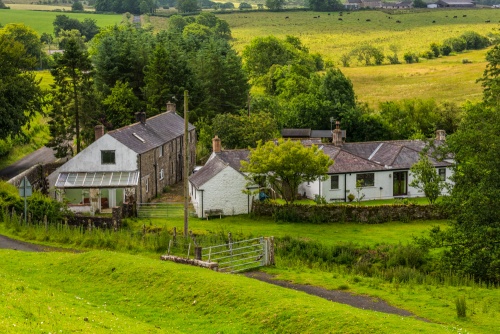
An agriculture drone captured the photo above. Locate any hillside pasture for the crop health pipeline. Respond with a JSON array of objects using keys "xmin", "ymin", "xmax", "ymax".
[
  {"xmin": 0, "ymin": 250, "xmax": 454, "ymax": 333},
  {"xmin": 0, "ymin": 10, "xmax": 123, "ymax": 35},
  {"xmin": 218, "ymin": 9, "xmax": 500, "ymax": 65}
]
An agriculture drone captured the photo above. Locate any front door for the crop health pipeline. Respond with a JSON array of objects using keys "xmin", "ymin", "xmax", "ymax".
[{"xmin": 393, "ymin": 172, "xmax": 407, "ymax": 196}]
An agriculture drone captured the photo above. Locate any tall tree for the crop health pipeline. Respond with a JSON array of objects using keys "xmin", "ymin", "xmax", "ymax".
[
  {"xmin": 92, "ymin": 25, "xmax": 153, "ymax": 99},
  {"xmin": 194, "ymin": 38, "xmax": 249, "ymax": 118},
  {"xmin": 48, "ymin": 37, "xmax": 93, "ymax": 156},
  {"xmin": 143, "ymin": 42, "xmax": 193, "ymax": 115},
  {"xmin": 241, "ymin": 139, "xmax": 333, "ymax": 203},
  {"xmin": 478, "ymin": 44, "xmax": 500, "ymax": 106},
  {"xmin": 177, "ymin": 0, "xmax": 199, "ymax": 12},
  {"xmin": 0, "ymin": 34, "xmax": 45, "ymax": 140},
  {"xmin": 102, "ymin": 80, "xmax": 141, "ymax": 129},
  {"xmin": 265, "ymin": 0, "xmax": 286, "ymax": 10}
]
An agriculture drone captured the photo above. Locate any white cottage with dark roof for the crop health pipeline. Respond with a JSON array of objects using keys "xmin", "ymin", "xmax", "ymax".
[
  {"xmin": 189, "ymin": 136, "xmax": 257, "ymax": 218},
  {"xmin": 52, "ymin": 104, "xmax": 196, "ymax": 213},
  {"xmin": 299, "ymin": 129, "xmax": 453, "ymax": 202}
]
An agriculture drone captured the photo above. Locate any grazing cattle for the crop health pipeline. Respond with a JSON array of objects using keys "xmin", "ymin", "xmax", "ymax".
[
  {"xmin": 366, "ymin": 19, "xmax": 371, "ymax": 22},
  {"xmin": 396, "ymin": 20, "xmax": 401, "ymax": 23},
  {"xmin": 453, "ymin": 16, "xmax": 457, "ymax": 18},
  {"xmin": 313, "ymin": 16, "xmax": 317, "ymax": 18},
  {"xmin": 328, "ymin": 13, "xmax": 331, "ymax": 15},
  {"xmin": 338, "ymin": 18, "xmax": 343, "ymax": 21},
  {"xmin": 432, "ymin": 20, "xmax": 436, "ymax": 23},
  {"xmin": 463, "ymin": 15, "xmax": 467, "ymax": 17},
  {"xmin": 486, "ymin": 20, "xmax": 491, "ymax": 23},
  {"xmin": 285, "ymin": 16, "xmax": 289, "ymax": 19}
]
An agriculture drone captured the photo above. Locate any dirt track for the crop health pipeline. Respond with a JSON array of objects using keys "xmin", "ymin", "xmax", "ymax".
[{"xmin": 244, "ymin": 271, "xmax": 430, "ymax": 322}]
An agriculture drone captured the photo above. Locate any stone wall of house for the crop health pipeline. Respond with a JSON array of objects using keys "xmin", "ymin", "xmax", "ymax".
[
  {"xmin": 138, "ymin": 129, "xmax": 196, "ymax": 203},
  {"xmin": 252, "ymin": 202, "xmax": 448, "ymax": 223},
  {"xmin": 9, "ymin": 162, "xmax": 65, "ymax": 194}
]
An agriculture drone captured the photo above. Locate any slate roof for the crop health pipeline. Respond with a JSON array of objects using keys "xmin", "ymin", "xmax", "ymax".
[
  {"xmin": 327, "ymin": 140, "xmax": 452, "ymax": 173},
  {"xmin": 191, "ymin": 139, "xmax": 452, "ymax": 186},
  {"xmin": 108, "ymin": 112, "xmax": 195, "ymax": 154},
  {"xmin": 189, "ymin": 150, "xmax": 249, "ymax": 188}
]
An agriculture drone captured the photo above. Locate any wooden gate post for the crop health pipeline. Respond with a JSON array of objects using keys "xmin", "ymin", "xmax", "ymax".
[{"xmin": 194, "ymin": 246, "xmax": 202, "ymax": 260}]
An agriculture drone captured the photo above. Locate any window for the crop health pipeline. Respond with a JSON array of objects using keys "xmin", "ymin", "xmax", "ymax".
[
  {"xmin": 145, "ymin": 178, "xmax": 149, "ymax": 193},
  {"xmin": 101, "ymin": 150, "xmax": 115, "ymax": 164},
  {"xmin": 330, "ymin": 175, "xmax": 339, "ymax": 189},
  {"xmin": 160, "ymin": 169, "xmax": 164, "ymax": 180},
  {"xmin": 356, "ymin": 173, "xmax": 374, "ymax": 187},
  {"xmin": 159, "ymin": 145, "xmax": 163, "ymax": 157},
  {"xmin": 438, "ymin": 168, "xmax": 446, "ymax": 181}
]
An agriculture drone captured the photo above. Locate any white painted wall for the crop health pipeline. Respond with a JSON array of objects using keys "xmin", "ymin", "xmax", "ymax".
[
  {"xmin": 190, "ymin": 166, "xmax": 256, "ymax": 217},
  {"xmin": 302, "ymin": 167, "xmax": 454, "ymax": 202},
  {"xmin": 58, "ymin": 135, "xmax": 138, "ymax": 172}
]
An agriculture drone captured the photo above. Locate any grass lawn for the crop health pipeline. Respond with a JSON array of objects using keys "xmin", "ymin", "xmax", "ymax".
[
  {"xmin": 0, "ymin": 10, "xmax": 124, "ymax": 35},
  {"xmin": 0, "ymin": 250, "xmax": 463, "ymax": 333}
]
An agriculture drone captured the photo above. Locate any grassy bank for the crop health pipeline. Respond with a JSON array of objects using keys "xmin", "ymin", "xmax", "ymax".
[{"xmin": 0, "ymin": 250, "xmax": 459, "ymax": 333}]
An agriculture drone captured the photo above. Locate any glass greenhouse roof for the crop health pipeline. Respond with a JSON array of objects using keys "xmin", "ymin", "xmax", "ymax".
[{"xmin": 55, "ymin": 171, "xmax": 139, "ymax": 188}]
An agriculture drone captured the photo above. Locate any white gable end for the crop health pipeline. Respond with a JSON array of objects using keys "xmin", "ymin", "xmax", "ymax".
[{"xmin": 58, "ymin": 134, "xmax": 138, "ymax": 173}]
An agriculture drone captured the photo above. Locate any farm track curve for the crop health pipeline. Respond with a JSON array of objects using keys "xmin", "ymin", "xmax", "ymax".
[{"xmin": 244, "ymin": 271, "xmax": 431, "ymax": 322}]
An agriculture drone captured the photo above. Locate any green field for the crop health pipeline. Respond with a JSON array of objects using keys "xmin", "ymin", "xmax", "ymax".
[{"xmin": 0, "ymin": 10, "xmax": 124, "ymax": 35}]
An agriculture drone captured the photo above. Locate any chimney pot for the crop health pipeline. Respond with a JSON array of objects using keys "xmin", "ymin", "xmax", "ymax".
[
  {"xmin": 166, "ymin": 101, "xmax": 176, "ymax": 113},
  {"xmin": 212, "ymin": 135, "xmax": 221, "ymax": 153},
  {"xmin": 140, "ymin": 112, "xmax": 146, "ymax": 124}
]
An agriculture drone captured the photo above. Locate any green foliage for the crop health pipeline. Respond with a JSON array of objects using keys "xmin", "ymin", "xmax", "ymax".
[
  {"xmin": 212, "ymin": 111, "xmax": 278, "ymax": 149},
  {"xmin": 379, "ymin": 99, "xmax": 444, "ymax": 139},
  {"xmin": 430, "ymin": 42, "xmax": 441, "ymax": 58},
  {"xmin": 53, "ymin": 15, "xmax": 100, "ymax": 41},
  {"xmin": 0, "ymin": 181, "xmax": 22, "ymax": 213},
  {"xmin": 350, "ymin": 44, "xmax": 384, "ymax": 66},
  {"xmin": 265, "ymin": 0, "xmax": 285, "ymax": 10},
  {"xmin": 0, "ymin": 31, "xmax": 45, "ymax": 141},
  {"xmin": 241, "ymin": 139, "xmax": 333, "ymax": 203},
  {"xmin": 239, "ymin": 2, "xmax": 252, "ymax": 9},
  {"xmin": 308, "ymin": 0, "xmax": 343, "ymax": 11},
  {"xmin": 48, "ymin": 37, "xmax": 94, "ymax": 156},
  {"xmin": 478, "ymin": 44, "xmax": 500, "ymax": 105},
  {"xmin": 176, "ymin": 0, "xmax": 199, "ymax": 13},
  {"xmin": 403, "ymin": 52, "xmax": 419, "ymax": 64},
  {"xmin": 0, "ymin": 23, "xmax": 43, "ymax": 67},
  {"xmin": 413, "ymin": 0, "xmax": 427, "ymax": 7},
  {"xmin": 72, "ymin": 1, "xmax": 84, "ymax": 11},
  {"xmin": 409, "ymin": 153, "xmax": 444, "ymax": 204},
  {"xmin": 27, "ymin": 192, "xmax": 67, "ymax": 224},
  {"xmin": 102, "ymin": 80, "xmax": 141, "ymax": 128},
  {"xmin": 443, "ymin": 36, "xmax": 466, "ymax": 53}
]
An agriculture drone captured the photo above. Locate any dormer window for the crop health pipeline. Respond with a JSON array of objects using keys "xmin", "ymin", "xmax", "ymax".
[
  {"xmin": 159, "ymin": 145, "xmax": 163, "ymax": 157},
  {"xmin": 101, "ymin": 150, "xmax": 115, "ymax": 164}
]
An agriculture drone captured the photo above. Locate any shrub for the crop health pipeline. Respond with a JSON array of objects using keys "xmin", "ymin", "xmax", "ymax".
[
  {"xmin": 239, "ymin": 2, "xmax": 252, "ymax": 9},
  {"xmin": 441, "ymin": 44, "xmax": 452, "ymax": 56},
  {"xmin": 430, "ymin": 43, "xmax": 441, "ymax": 58},
  {"xmin": 347, "ymin": 193, "xmax": 355, "ymax": 202},
  {"xmin": 403, "ymin": 52, "xmax": 419, "ymax": 64},
  {"xmin": 462, "ymin": 58, "xmax": 472, "ymax": 64},
  {"xmin": 444, "ymin": 37, "xmax": 467, "ymax": 53},
  {"xmin": 460, "ymin": 31, "xmax": 490, "ymax": 50}
]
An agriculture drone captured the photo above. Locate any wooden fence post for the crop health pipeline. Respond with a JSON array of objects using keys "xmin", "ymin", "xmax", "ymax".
[{"xmin": 194, "ymin": 246, "xmax": 202, "ymax": 260}]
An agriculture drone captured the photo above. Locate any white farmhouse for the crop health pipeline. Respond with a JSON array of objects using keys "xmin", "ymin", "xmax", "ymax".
[
  {"xmin": 299, "ymin": 127, "xmax": 453, "ymax": 203},
  {"xmin": 189, "ymin": 136, "xmax": 257, "ymax": 218},
  {"xmin": 51, "ymin": 105, "xmax": 196, "ymax": 213}
]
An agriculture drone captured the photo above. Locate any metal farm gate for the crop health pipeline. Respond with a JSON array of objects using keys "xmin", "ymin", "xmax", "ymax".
[
  {"xmin": 201, "ymin": 236, "xmax": 275, "ymax": 273},
  {"xmin": 136, "ymin": 202, "xmax": 184, "ymax": 219}
]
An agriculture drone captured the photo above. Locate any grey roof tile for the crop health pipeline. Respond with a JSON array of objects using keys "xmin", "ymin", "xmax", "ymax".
[{"xmin": 108, "ymin": 112, "xmax": 195, "ymax": 154}]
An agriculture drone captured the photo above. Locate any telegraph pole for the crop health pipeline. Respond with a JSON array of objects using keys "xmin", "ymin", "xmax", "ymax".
[{"xmin": 183, "ymin": 90, "xmax": 189, "ymax": 237}]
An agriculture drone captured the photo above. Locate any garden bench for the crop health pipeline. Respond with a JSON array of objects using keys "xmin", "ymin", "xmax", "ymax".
[{"xmin": 204, "ymin": 209, "xmax": 223, "ymax": 220}]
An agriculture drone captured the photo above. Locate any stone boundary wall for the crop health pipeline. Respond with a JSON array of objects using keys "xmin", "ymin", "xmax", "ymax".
[
  {"xmin": 252, "ymin": 202, "xmax": 448, "ymax": 224},
  {"xmin": 65, "ymin": 206, "xmax": 122, "ymax": 229}
]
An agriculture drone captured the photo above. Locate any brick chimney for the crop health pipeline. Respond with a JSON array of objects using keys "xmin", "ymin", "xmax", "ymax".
[
  {"xmin": 435, "ymin": 129, "xmax": 446, "ymax": 141},
  {"xmin": 212, "ymin": 135, "xmax": 221, "ymax": 153},
  {"xmin": 139, "ymin": 112, "xmax": 146, "ymax": 124},
  {"xmin": 332, "ymin": 121, "xmax": 343, "ymax": 146},
  {"xmin": 166, "ymin": 101, "xmax": 176, "ymax": 113},
  {"xmin": 94, "ymin": 124, "xmax": 105, "ymax": 141}
]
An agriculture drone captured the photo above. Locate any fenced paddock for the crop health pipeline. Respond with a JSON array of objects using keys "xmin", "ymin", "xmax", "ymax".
[{"xmin": 136, "ymin": 202, "xmax": 185, "ymax": 219}]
